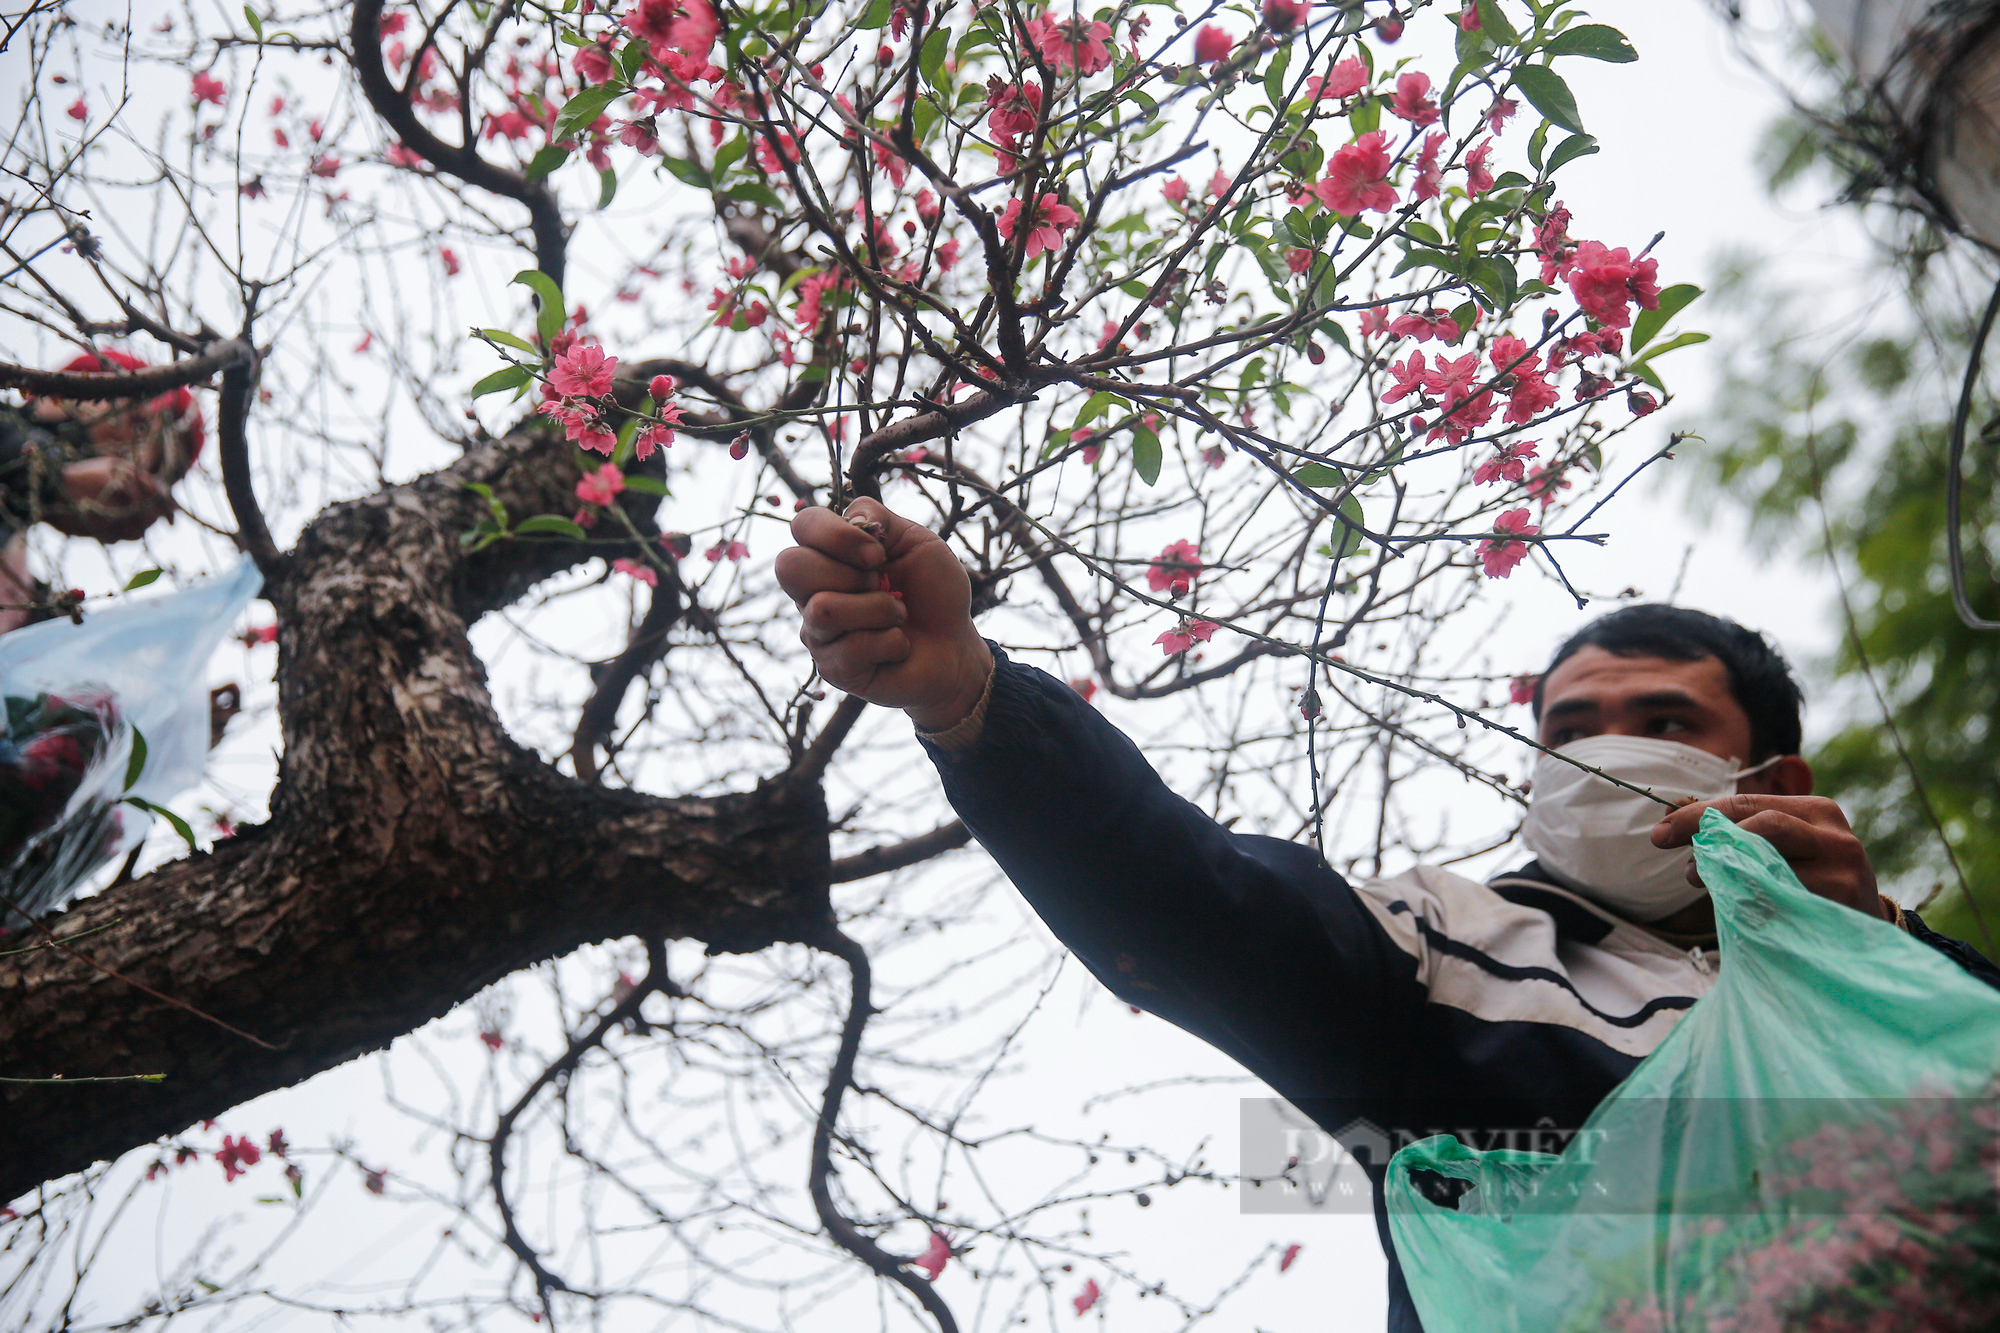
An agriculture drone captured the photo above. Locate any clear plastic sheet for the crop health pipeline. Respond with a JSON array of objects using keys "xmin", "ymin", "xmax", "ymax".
[{"xmin": 0, "ymin": 562, "xmax": 261, "ymax": 927}]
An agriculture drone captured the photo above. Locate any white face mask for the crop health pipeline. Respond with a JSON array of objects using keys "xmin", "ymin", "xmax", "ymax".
[{"xmin": 1518, "ymin": 735, "xmax": 1781, "ymax": 923}]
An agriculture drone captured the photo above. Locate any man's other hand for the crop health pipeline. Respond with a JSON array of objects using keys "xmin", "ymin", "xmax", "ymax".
[
  {"xmin": 1651, "ymin": 795, "xmax": 1889, "ymax": 921},
  {"xmin": 777, "ymin": 498, "xmax": 993, "ymax": 731},
  {"xmin": 49, "ymin": 457, "xmax": 175, "ymax": 543}
]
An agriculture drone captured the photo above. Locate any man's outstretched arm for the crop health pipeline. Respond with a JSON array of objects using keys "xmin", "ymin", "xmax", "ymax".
[{"xmin": 777, "ymin": 499, "xmax": 1429, "ymax": 1111}]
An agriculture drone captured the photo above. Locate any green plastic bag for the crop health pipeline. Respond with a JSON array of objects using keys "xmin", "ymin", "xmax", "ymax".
[{"xmin": 1387, "ymin": 809, "xmax": 2000, "ymax": 1332}]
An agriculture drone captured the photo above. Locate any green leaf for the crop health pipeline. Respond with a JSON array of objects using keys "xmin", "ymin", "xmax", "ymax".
[
  {"xmin": 1513, "ymin": 65, "xmax": 1584, "ymax": 135},
  {"xmin": 244, "ymin": 5, "xmax": 263, "ymax": 38},
  {"xmin": 1474, "ymin": 0, "xmax": 1520, "ymax": 45},
  {"xmin": 1393, "ymin": 248, "xmax": 1463, "ymax": 278},
  {"xmin": 620, "ymin": 474, "xmax": 669, "ymax": 495},
  {"xmin": 920, "ymin": 25, "xmax": 949, "ymax": 89},
  {"xmin": 1630, "ymin": 360, "xmax": 1666, "ymax": 392},
  {"xmin": 121, "ymin": 795, "xmax": 196, "ymax": 851},
  {"xmin": 597, "ymin": 166, "xmax": 618, "ymax": 210},
  {"xmin": 124, "ymin": 725, "xmax": 148, "ymax": 792},
  {"xmin": 1132, "ymin": 431, "xmax": 1162, "ymax": 486},
  {"xmin": 512, "ymin": 270, "xmax": 566, "ymax": 348},
  {"xmin": 1074, "ymin": 390, "xmax": 1123, "ymax": 429},
  {"xmin": 1454, "ymin": 14, "xmax": 1490, "ymax": 68},
  {"xmin": 133, "ymin": 792, "xmax": 197, "ymax": 844},
  {"xmin": 1544, "ymin": 132, "xmax": 1598, "ymax": 175},
  {"xmin": 1629, "ymin": 283, "xmax": 1702, "ymax": 352},
  {"xmin": 124, "ymin": 568, "xmax": 162, "ymax": 592},
  {"xmin": 660, "ymin": 155, "xmax": 714, "ymax": 190},
  {"xmin": 618, "ymin": 38, "xmax": 647, "ymax": 79},
  {"xmin": 1280, "ymin": 135, "xmax": 1322, "ymax": 180},
  {"xmin": 1526, "ymin": 118, "xmax": 1551, "ymax": 170},
  {"xmin": 472, "ymin": 364, "xmax": 531, "ymax": 398},
  {"xmin": 1350, "ymin": 96, "xmax": 1381, "ymax": 136},
  {"xmin": 1542, "ymin": 23, "xmax": 1637, "ymax": 63},
  {"xmin": 1263, "ymin": 42, "xmax": 1291, "ymax": 112},
  {"xmin": 1468, "ymin": 255, "xmax": 1518, "ymax": 307},
  {"xmin": 461, "ymin": 481, "xmax": 508, "ymax": 532},
  {"xmin": 459, "ymin": 519, "xmax": 504, "ymax": 552},
  {"xmin": 553, "ymin": 83, "xmax": 621, "ymax": 145},
  {"xmin": 1331, "ymin": 495, "xmax": 1366, "ymax": 562},
  {"xmin": 955, "ymin": 22, "xmax": 995, "ymax": 57},
  {"xmin": 856, "ymin": 0, "xmax": 893, "ymax": 28},
  {"xmin": 1631, "ymin": 330, "xmax": 1709, "ymax": 364},
  {"xmin": 524, "ymin": 145, "xmax": 571, "ymax": 181},
  {"xmin": 480, "ymin": 328, "xmax": 538, "ymax": 354},
  {"xmin": 514, "ymin": 514, "xmax": 590, "ymax": 540},
  {"xmin": 712, "ymin": 133, "xmax": 748, "ymax": 176},
  {"xmin": 721, "ymin": 181, "xmax": 787, "ymax": 211},
  {"xmin": 1294, "ymin": 462, "xmax": 1346, "ymax": 487}
]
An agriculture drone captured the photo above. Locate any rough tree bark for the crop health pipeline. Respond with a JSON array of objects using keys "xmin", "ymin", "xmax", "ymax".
[{"xmin": 0, "ymin": 423, "xmax": 834, "ymax": 1206}]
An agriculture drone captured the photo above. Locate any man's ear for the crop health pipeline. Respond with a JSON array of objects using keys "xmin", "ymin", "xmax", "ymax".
[{"xmin": 1764, "ymin": 755, "xmax": 1814, "ymax": 797}]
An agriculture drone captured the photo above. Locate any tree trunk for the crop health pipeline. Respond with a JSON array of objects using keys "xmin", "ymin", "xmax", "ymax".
[{"xmin": 0, "ymin": 425, "xmax": 832, "ymax": 1205}]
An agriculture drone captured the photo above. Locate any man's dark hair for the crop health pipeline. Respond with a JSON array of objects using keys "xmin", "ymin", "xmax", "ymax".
[{"xmin": 1531, "ymin": 605, "xmax": 1805, "ymax": 759}]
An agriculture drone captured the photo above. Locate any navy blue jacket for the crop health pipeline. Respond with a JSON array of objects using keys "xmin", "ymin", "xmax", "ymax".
[{"xmin": 920, "ymin": 650, "xmax": 2000, "ymax": 1331}]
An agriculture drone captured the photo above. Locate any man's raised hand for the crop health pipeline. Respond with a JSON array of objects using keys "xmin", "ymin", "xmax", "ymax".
[
  {"xmin": 1651, "ymin": 794, "xmax": 1889, "ymax": 921},
  {"xmin": 777, "ymin": 498, "xmax": 993, "ymax": 731}
]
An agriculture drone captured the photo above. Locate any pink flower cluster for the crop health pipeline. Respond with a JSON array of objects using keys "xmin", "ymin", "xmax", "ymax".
[
  {"xmin": 1473, "ymin": 439, "xmax": 1539, "ymax": 487},
  {"xmin": 998, "ymin": 193, "xmax": 1080, "ymax": 259},
  {"xmin": 1147, "ymin": 539, "xmax": 1203, "ymax": 597},
  {"xmin": 1316, "ymin": 131, "xmax": 1397, "ymax": 215},
  {"xmin": 1026, "ymin": 11, "xmax": 1112, "ymax": 73},
  {"xmin": 217, "ymin": 1133, "xmax": 262, "ymax": 1181},
  {"xmin": 1476, "ymin": 508, "xmax": 1538, "ymax": 579},
  {"xmin": 1380, "ymin": 333, "xmax": 1562, "ymax": 447},
  {"xmin": 1534, "ymin": 203, "xmax": 1662, "ymax": 331},
  {"xmin": 1304, "ymin": 57, "xmax": 1368, "ymax": 101},
  {"xmin": 985, "ymin": 78, "xmax": 1044, "ymax": 175},
  {"xmin": 538, "ymin": 346, "xmax": 683, "ymax": 460},
  {"xmin": 1155, "ymin": 617, "xmax": 1217, "ymax": 656}
]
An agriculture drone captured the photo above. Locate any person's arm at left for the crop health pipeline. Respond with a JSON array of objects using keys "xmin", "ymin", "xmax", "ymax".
[{"xmin": 1652, "ymin": 794, "xmax": 2000, "ymax": 989}]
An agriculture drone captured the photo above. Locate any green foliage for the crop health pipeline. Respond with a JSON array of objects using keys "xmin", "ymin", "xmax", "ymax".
[{"xmin": 1693, "ymin": 258, "xmax": 2000, "ymax": 954}]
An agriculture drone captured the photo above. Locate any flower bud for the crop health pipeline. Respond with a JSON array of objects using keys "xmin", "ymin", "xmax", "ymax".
[
  {"xmin": 730, "ymin": 434, "xmax": 751, "ymax": 460},
  {"xmin": 648, "ymin": 374, "xmax": 675, "ymax": 401}
]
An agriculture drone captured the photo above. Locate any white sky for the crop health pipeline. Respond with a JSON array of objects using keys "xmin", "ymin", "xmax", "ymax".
[{"xmin": 4, "ymin": 0, "xmax": 1918, "ymax": 1328}]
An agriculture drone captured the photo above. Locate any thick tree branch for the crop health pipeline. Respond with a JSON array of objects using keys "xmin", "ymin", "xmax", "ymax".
[
  {"xmin": 215, "ymin": 347, "xmax": 287, "ymax": 584},
  {"xmin": 0, "ymin": 339, "xmax": 251, "ymax": 398},
  {"xmin": 844, "ymin": 388, "xmax": 1014, "ymax": 501},
  {"xmin": 830, "ymin": 822, "xmax": 970, "ymax": 882},
  {"xmin": 807, "ymin": 925, "xmax": 959, "ymax": 1333},
  {"xmin": 0, "ymin": 423, "xmax": 830, "ymax": 1206},
  {"xmin": 490, "ymin": 941, "xmax": 672, "ymax": 1307},
  {"xmin": 569, "ymin": 572, "xmax": 685, "ymax": 784},
  {"xmin": 619, "ymin": 358, "xmax": 817, "ymax": 502},
  {"xmin": 348, "ymin": 0, "xmax": 567, "ymax": 283}
]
